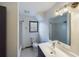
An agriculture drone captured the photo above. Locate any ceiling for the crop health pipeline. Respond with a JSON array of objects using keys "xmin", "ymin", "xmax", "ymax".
[{"xmin": 19, "ymin": 2, "xmax": 56, "ymax": 15}]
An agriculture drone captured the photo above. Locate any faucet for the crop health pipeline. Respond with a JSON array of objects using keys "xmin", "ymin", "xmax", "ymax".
[
  {"xmin": 50, "ymin": 42, "xmax": 56, "ymax": 55},
  {"xmin": 52, "ymin": 42, "xmax": 55, "ymax": 49}
]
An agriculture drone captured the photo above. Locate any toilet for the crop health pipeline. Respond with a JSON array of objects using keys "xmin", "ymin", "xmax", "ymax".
[
  {"xmin": 31, "ymin": 37, "xmax": 38, "ymax": 48},
  {"xmin": 32, "ymin": 42, "xmax": 38, "ymax": 48}
]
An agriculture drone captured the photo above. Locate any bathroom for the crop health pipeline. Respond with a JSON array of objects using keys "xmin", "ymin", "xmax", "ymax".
[{"xmin": 19, "ymin": 2, "xmax": 79, "ymax": 57}]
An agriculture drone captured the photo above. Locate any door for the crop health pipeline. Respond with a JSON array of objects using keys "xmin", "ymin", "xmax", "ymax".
[{"xmin": 0, "ymin": 6, "xmax": 6, "ymax": 57}]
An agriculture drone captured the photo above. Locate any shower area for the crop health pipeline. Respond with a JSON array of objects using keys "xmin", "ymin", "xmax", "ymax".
[{"xmin": 49, "ymin": 13, "xmax": 71, "ymax": 45}]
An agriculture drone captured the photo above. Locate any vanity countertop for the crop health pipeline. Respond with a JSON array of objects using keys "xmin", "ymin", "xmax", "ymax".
[{"xmin": 38, "ymin": 41, "xmax": 78, "ymax": 57}]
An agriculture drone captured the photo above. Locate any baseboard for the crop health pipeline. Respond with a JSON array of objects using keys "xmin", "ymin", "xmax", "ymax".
[{"xmin": 21, "ymin": 46, "xmax": 32, "ymax": 50}]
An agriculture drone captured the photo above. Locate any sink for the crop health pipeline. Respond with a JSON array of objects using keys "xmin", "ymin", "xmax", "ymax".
[
  {"xmin": 49, "ymin": 50, "xmax": 56, "ymax": 57},
  {"xmin": 39, "ymin": 41, "xmax": 79, "ymax": 57},
  {"xmin": 39, "ymin": 42, "xmax": 71, "ymax": 57},
  {"xmin": 48, "ymin": 45, "xmax": 70, "ymax": 57}
]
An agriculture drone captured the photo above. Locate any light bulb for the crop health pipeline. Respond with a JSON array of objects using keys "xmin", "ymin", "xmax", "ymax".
[
  {"xmin": 64, "ymin": 8, "xmax": 68, "ymax": 12},
  {"xmin": 60, "ymin": 13, "xmax": 63, "ymax": 16},
  {"xmin": 68, "ymin": 11, "xmax": 71, "ymax": 13},
  {"xmin": 59, "ymin": 10, "xmax": 63, "ymax": 16},
  {"xmin": 55, "ymin": 11, "xmax": 59, "ymax": 16}
]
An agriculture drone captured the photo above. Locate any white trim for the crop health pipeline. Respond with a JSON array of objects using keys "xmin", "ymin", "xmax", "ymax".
[
  {"xmin": 67, "ymin": 12, "xmax": 71, "ymax": 45},
  {"xmin": 17, "ymin": 2, "xmax": 20, "ymax": 57}
]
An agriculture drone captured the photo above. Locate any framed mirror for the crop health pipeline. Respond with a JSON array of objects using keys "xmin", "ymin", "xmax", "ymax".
[
  {"xmin": 49, "ymin": 12, "xmax": 71, "ymax": 45},
  {"xmin": 29, "ymin": 21, "xmax": 38, "ymax": 32}
]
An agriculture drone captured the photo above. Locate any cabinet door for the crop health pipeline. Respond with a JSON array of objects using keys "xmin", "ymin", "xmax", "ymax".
[
  {"xmin": 0, "ymin": 6, "xmax": 6, "ymax": 57},
  {"xmin": 38, "ymin": 46, "xmax": 45, "ymax": 57}
]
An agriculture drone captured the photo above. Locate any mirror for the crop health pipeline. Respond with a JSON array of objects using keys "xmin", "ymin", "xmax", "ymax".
[
  {"xmin": 29, "ymin": 21, "xmax": 38, "ymax": 32},
  {"xmin": 49, "ymin": 12, "xmax": 71, "ymax": 45}
]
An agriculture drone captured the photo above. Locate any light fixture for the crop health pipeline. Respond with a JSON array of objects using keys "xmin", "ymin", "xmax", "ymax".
[
  {"xmin": 55, "ymin": 7, "xmax": 69, "ymax": 16},
  {"xmin": 71, "ymin": 2, "xmax": 79, "ymax": 8},
  {"xmin": 55, "ymin": 3, "xmax": 73, "ymax": 16}
]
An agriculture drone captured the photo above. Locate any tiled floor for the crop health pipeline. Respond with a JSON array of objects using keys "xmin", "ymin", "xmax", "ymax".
[{"xmin": 20, "ymin": 47, "xmax": 38, "ymax": 57}]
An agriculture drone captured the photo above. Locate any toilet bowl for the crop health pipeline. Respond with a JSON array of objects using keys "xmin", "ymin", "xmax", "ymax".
[
  {"xmin": 31, "ymin": 38, "xmax": 38, "ymax": 48},
  {"xmin": 32, "ymin": 42, "xmax": 38, "ymax": 48}
]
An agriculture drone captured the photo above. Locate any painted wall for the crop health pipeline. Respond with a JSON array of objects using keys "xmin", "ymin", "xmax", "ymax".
[
  {"xmin": 0, "ymin": 2, "xmax": 18, "ymax": 57},
  {"xmin": 19, "ymin": 13, "xmax": 30, "ymax": 48},
  {"xmin": 39, "ymin": 22, "xmax": 49, "ymax": 42},
  {"xmin": 23, "ymin": 16, "xmax": 31, "ymax": 48},
  {"xmin": 37, "ymin": 15, "xmax": 49, "ymax": 43},
  {"xmin": 19, "ymin": 13, "xmax": 39, "ymax": 48},
  {"xmin": 71, "ymin": 12, "xmax": 79, "ymax": 55}
]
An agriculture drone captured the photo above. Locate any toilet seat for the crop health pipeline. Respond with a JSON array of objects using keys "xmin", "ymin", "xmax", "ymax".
[{"xmin": 32, "ymin": 42, "xmax": 38, "ymax": 48}]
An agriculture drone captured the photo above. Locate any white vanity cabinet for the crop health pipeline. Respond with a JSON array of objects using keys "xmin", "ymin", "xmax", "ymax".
[{"xmin": 38, "ymin": 41, "xmax": 78, "ymax": 57}]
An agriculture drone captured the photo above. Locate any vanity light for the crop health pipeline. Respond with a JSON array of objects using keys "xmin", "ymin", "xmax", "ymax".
[
  {"xmin": 55, "ymin": 9, "xmax": 64, "ymax": 16},
  {"xmin": 55, "ymin": 7, "xmax": 72, "ymax": 16},
  {"xmin": 55, "ymin": 3, "xmax": 74, "ymax": 16}
]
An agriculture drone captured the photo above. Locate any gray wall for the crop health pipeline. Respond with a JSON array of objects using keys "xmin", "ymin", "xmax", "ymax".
[
  {"xmin": 39, "ymin": 21, "xmax": 49, "ymax": 42},
  {"xmin": 38, "ymin": 15, "xmax": 49, "ymax": 43}
]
